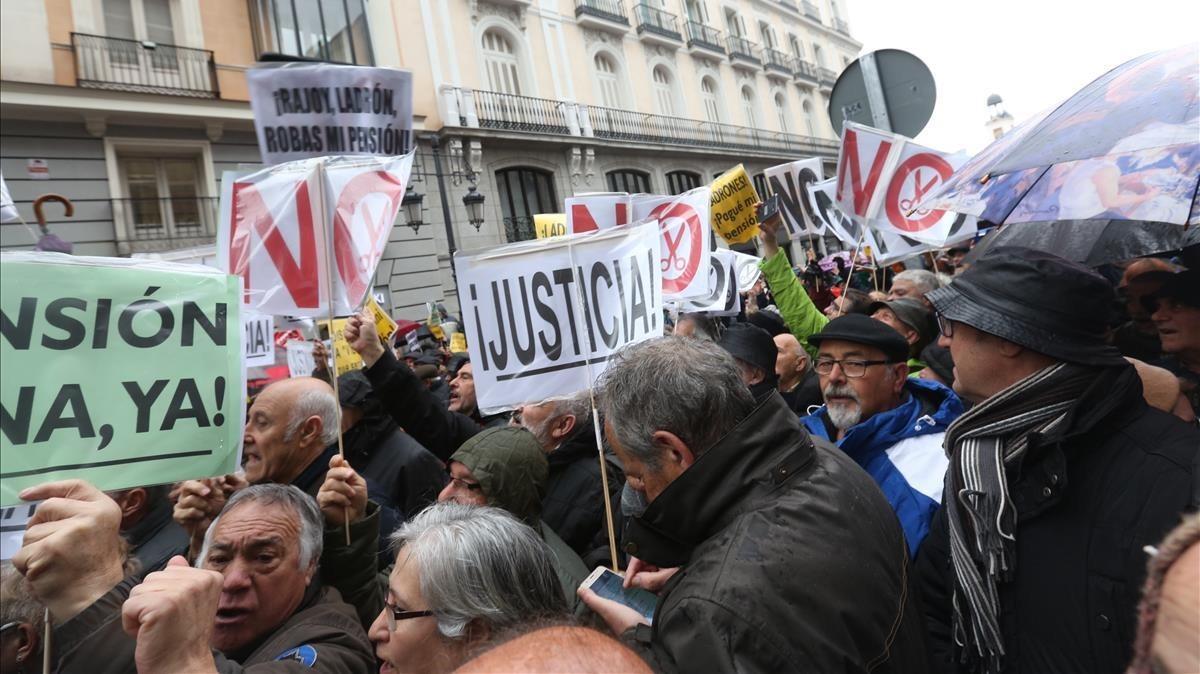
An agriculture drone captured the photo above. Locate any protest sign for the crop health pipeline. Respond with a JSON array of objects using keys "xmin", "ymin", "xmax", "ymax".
[
  {"xmin": 244, "ymin": 310, "xmax": 274, "ymax": 368},
  {"xmin": 678, "ymin": 250, "xmax": 741, "ymax": 316},
  {"xmin": 365, "ymin": 293, "xmax": 397, "ymax": 342},
  {"xmin": 566, "ymin": 193, "xmax": 630, "ymax": 234},
  {"xmin": 286, "ymin": 340, "xmax": 317, "ymax": 378},
  {"xmin": 0, "ymin": 253, "xmax": 243, "ymax": 505},
  {"xmin": 449, "ymin": 333, "xmax": 468, "ymax": 353},
  {"xmin": 764, "ymin": 158, "xmax": 827, "ymax": 236},
  {"xmin": 631, "ymin": 189, "xmax": 712, "ymax": 301},
  {"xmin": 534, "ymin": 214, "xmax": 568, "ymax": 239},
  {"xmin": 321, "ymin": 319, "xmax": 363, "ymax": 376},
  {"xmin": 710, "ymin": 165, "xmax": 761, "ymax": 245},
  {"xmin": 730, "ymin": 251, "xmax": 764, "ymax": 292},
  {"xmin": 454, "ymin": 222, "xmax": 663, "ymax": 414},
  {"xmin": 218, "ymin": 152, "xmax": 415, "ymax": 317},
  {"xmin": 247, "ymin": 63, "xmax": 413, "ymax": 166},
  {"xmin": 810, "ymin": 178, "xmax": 931, "ymax": 265}
]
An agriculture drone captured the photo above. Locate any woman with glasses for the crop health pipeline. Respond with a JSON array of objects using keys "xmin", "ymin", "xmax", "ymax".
[{"xmin": 369, "ymin": 503, "xmax": 567, "ymax": 674}]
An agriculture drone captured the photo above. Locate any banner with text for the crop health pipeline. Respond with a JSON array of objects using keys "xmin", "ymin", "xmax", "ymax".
[
  {"xmin": 710, "ymin": 165, "xmax": 761, "ymax": 245},
  {"xmin": 0, "ymin": 253, "xmax": 243, "ymax": 505},
  {"xmin": 677, "ymin": 249, "xmax": 741, "ymax": 316},
  {"xmin": 534, "ymin": 213, "xmax": 568, "ymax": 239},
  {"xmin": 764, "ymin": 158, "xmax": 827, "ymax": 237},
  {"xmin": 244, "ymin": 310, "xmax": 274, "ymax": 368},
  {"xmin": 248, "ymin": 63, "xmax": 413, "ymax": 166},
  {"xmin": 809, "ymin": 178, "xmax": 932, "ymax": 265},
  {"xmin": 218, "ymin": 153, "xmax": 414, "ymax": 317},
  {"xmin": 454, "ymin": 222, "xmax": 663, "ymax": 414}
]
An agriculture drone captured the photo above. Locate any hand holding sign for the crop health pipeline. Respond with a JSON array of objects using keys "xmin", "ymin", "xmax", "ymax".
[
  {"xmin": 11, "ymin": 480, "xmax": 126, "ymax": 621},
  {"xmin": 317, "ymin": 454, "xmax": 368, "ymax": 526},
  {"xmin": 343, "ymin": 311, "xmax": 386, "ymax": 367},
  {"xmin": 122, "ymin": 556, "xmax": 222, "ymax": 673}
]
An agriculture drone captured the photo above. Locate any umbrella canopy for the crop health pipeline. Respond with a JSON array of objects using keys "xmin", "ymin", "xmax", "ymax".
[
  {"xmin": 964, "ymin": 219, "xmax": 1200, "ymax": 267},
  {"xmin": 920, "ymin": 44, "xmax": 1199, "ymax": 226}
]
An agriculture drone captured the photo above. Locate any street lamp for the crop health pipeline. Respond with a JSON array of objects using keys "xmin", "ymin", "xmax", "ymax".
[
  {"xmin": 462, "ymin": 186, "xmax": 486, "ymax": 231},
  {"xmin": 402, "ymin": 185, "xmax": 424, "ymax": 234}
]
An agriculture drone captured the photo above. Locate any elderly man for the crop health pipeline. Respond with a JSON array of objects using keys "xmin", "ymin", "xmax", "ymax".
[
  {"xmin": 717, "ymin": 323, "xmax": 780, "ymax": 399},
  {"xmin": 11, "ymin": 480, "xmax": 374, "ymax": 673},
  {"xmin": 870, "ymin": 297, "xmax": 938, "ymax": 372},
  {"xmin": 578, "ymin": 337, "xmax": 927, "ymax": 673},
  {"xmin": 887, "ymin": 269, "xmax": 941, "ymax": 307},
  {"xmin": 918, "ymin": 248, "xmax": 1198, "ymax": 674},
  {"xmin": 799, "ymin": 314, "xmax": 962, "ymax": 557},
  {"xmin": 775, "ymin": 332, "xmax": 823, "ymax": 414},
  {"xmin": 510, "ymin": 393, "xmax": 623, "ymax": 558}
]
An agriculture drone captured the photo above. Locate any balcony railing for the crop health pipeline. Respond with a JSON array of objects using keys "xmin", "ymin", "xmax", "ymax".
[
  {"xmin": 72, "ymin": 33, "xmax": 218, "ymax": 98},
  {"xmin": 503, "ymin": 216, "xmax": 537, "ymax": 243},
  {"xmin": 818, "ymin": 67, "xmax": 838, "ymax": 87},
  {"xmin": 575, "ymin": 0, "xmax": 629, "ymax": 24},
  {"xmin": 634, "ymin": 4, "xmax": 682, "ymax": 41},
  {"xmin": 685, "ymin": 21, "xmax": 724, "ymax": 53},
  {"xmin": 726, "ymin": 36, "xmax": 761, "ymax": 64},
  {"xmin": 763, "ymin": 48, "xmax": 793, "ymax": 75},
  {"xmin": 801, "ymin": 0, "xmax": 821, "ymax": 20},
  {"xmin": 794, "ymin": 59, "xmax": 818, "ymax": 82},
  {"xmin": 778, "ymin": 0, "xmax": 798, "ymax": 10},
  {"xmin": 111, "ymin": 196, "xmax": 219, "ymax": 246},
  {"xmin": 833, "ymin": 17, "xmax": 851, "ymax": 34},
  {"xmin": 472, "ymin": 90, "xmax": 573, "ymax": 134}
]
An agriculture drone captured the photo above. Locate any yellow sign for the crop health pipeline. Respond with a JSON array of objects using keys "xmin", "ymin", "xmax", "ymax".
[
  {"xmin": 534, "ymin": 213, "xmax": 568, "ymax": 239},
  {"xmin": 323, "ymin": 319, "xmax": 363, "ymax": 376},
  {"xmin": 366, "ymin": 294, "xmax": 397, "ymax": 343},
  {"xmin": 710, "ymin": 164, "xmax": 761, "ymax": 245},
  {"xmin": 449, "ymin": 333, "xmax": 467, "ymax": 353}
]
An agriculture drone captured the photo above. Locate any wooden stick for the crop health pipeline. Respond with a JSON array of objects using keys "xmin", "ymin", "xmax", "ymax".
[
  {"xmin": 42, "ymin": 607, "xmax": 50, "ymax": 674},
  {"xmin": 842, "ymin": 231, "xmax": 866, "ymax": 300},
  {"xmin": 590, "ymin": 408, "xmax": 620, "ymax": 572}
]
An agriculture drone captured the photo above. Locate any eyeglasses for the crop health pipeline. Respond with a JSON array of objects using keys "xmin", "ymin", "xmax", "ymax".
[
  {"xmin": 0, "ymin": 622, "xmax": 18, "ymax": 636},
  {"xmin": 935, "ymin": 312, "xmax": 955, "ymax": 338},
  {"xmin": 814, "ymin": 357, "xmax": 892, "ymax": 378},
  {"xmin": 447, "ymin": 475, "xmax": 482, "ymax": 492},
  {"xmin": 385, "ymin": 603, "xmax": 435, "ymax": 631}
]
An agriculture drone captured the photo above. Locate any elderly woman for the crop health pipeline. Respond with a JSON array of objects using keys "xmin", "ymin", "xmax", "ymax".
[{"xmin": 370, "ymin": 503, "xmax": 568, "ymax": 674}]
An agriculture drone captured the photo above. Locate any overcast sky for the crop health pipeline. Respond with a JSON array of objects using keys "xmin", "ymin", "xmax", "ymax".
[{"xmin": 844, "ymin": 0, "xmax": 1199, "ymax": 153}]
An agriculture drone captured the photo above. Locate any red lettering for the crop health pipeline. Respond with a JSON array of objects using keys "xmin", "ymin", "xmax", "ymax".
[
  {"xmin": 229, "ymin": 180, "xmax": 321, "ymax": 309},
  {"xmin": 570, "ymin": 203, "xmax": 599, "ymax": 234},
  {"xmin": 332, "ymin": 170, "xmax": 405, "ymax": 306},
  {"xmin": 836, "ymin": 128, "xmax": 892, "ymax": 217}
]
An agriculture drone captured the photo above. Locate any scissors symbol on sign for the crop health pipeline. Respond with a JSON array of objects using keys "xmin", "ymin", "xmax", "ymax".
[
  {"xmin": 899, "ymin": 168, "xmax": 940, "ymax": 216},
  {"xmin": 661, "ymin": 226, "xmax": 687, "ymax": 272}
]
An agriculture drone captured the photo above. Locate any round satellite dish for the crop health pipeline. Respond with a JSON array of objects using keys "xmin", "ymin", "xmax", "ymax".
[{"xmin": 828, "ymin": 49, "xmax": 936, "ymax": 138}]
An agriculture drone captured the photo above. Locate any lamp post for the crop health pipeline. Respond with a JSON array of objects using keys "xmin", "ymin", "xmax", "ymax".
[
  {"xmin": 402, "ymin": 185, "xmax": 424, "ymax": 234},
  {"xmin": 462, "ymin": 186, "xmax": 485, "ymax": 231}
]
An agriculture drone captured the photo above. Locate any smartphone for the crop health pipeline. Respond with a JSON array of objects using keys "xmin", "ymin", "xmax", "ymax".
[
  {"xmin": 758, "ymin": 194, "xmax": 782, "ymax": 223},
  {"xmin": 581, "ymin": 567, "xmax": 658, "ymax": 623}
]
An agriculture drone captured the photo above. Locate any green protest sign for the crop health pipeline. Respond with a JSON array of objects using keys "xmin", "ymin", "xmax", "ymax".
[{"xmin": 0, "ymin": 253, "xmax": 244, "ymax": 505}]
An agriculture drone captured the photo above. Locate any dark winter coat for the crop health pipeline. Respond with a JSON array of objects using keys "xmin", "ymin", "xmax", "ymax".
[
  {"xmin": 293, "ymin": 445, "xmax": 401, "ymax": 562},
  {"xmin": 123, "ymin": 496, "xmax": 189, "ymax": 578},
  {"xmin": 622, "ymin": 392, "xmax": 929, "ymax": 673},
  {"xmin": 780, "ymin": 368, "xmax": 824, "ymax": 416},
  {"xmin": 364, "ymin": 349, "xmax": 506, "ymax": 462},
  {"xmin": 915, "ymin": 364, "xmax": 1199, "ymax": 674},
  {"xmin": 543, "ymin": 425, "xmax": 624, "ymax": 557},
  {"xmin": 342, "ymin": 410, "xmax": 447, "ymax": 519}
]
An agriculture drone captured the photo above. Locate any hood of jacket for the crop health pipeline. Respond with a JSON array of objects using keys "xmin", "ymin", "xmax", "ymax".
[
  {"xmin": 623, "ymin": 392, "xmax": 817, "ymax": 568},
  {"xmin": 449, "ymin": 426, "xmax": 547, "ymax": 528},
  {"xmin": 801, "ymin": 377, "xmax": 963, "ymax": 464}
]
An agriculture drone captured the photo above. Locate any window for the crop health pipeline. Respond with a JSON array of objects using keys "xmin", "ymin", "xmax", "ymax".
[
  {"xmin": 802, "ymin": 99, "xmax": 816, "ymax": 136},
  {"xmin": 789, "ymin": 35, "xmax": 803, "ymax": 60},
  {"xmin": 594, "ymin": 53, "xmax": 623, "ymax": 108},
  {"xmin": 775, "ymin": 93, "xmax": 789, "ymax": 133},
  {"xmin": 724, "ymin": 9, "xmax": 743, "ymax": 37},
  {"xmin": 758, "ymin": 21, "xmax": 775, "ymax": 49},
  {"xmin": 483, "ymin": 29, "xmax": 522, "ymax": 95},
  {"xmin": 496, "ymin": 167, "xmax": 557, "ymax": 242},
  {"xmin": 118, "ymin": 155, "xmax": 207, "ymax": 239},
  {"xmin": 684, "ymin": 0, "xmax": 705, "ymax": 22},
  {"xmin": 103, "ymin": 0, "xmax": 176, "ymax": 66},
  {"xmin": 666, "ymin": 170, "xmax": 702, "ymax": 195},
  {"xmin": 813, "ymin": 44, "xmax": 825, "ymax": 67},
  {"xmin": 752, "ymin": 173, "xmax": 769, "ymax": 198},
  {"xmin": 249, "ymin": 0, "xmax": 371, "ymax": 64},
  {"xmin": 741, "ymin": 86, "xmax": 758, "ymax": 127},
  {"xmin": 607, "ymin": 170, "xmax": 652, "ymax": 193},
  {"xmin": 701, "ymin": 77, "xmax": 721, "ymax": 122},
  {"xmin": 652, "ymin": 66, "xmax": 675, "ymax": 116}
]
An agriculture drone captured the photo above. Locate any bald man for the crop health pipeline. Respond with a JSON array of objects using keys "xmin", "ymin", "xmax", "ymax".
[
  {"xmin": 454, "ymin": 626, "xmax": 652, "ymax": 674},
  {"xmin": 775, "ymin": 333, "xmax": 823, "ymax": 415}
]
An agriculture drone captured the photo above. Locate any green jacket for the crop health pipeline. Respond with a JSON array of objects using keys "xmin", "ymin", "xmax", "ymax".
[{"xmin": 759, "ymin": 250, "xmax": 828, "ymax": 360}]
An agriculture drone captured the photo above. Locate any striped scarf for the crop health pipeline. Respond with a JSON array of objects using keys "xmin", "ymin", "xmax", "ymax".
[{"xmin": 942, "ymin": 362, "xmax": 1096, "ymax": 673}]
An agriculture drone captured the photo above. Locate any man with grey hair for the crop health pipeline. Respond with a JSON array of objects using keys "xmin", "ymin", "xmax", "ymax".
[
  {"xmin": 578, "ymin": 337, "xmax": 928, "ymax": 673},
  {"xmin": 510, "ymin": 393, "xmax": 624, "ymax": 558},
  {"xmin": 888, "ymin": 268, "xmax": 942, "ymax": 308},
  {"xmin": 12, "ymin": 480, "xmax": 374, "ymax": 673}
]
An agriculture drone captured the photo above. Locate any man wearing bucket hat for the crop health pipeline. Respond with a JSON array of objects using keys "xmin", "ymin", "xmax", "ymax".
[
  {"xmin": 869, "ymin": 297, "xmax": 938, "ymax": 373},
  {"xmin": 916, "ymin": 247, "xmax": 1198, "ymax": 674}
]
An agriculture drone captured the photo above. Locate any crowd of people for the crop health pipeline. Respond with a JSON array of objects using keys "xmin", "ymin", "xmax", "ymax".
[{"xmin": 2, "ymin": 205, "xmax": 1198, "ymax": 673}]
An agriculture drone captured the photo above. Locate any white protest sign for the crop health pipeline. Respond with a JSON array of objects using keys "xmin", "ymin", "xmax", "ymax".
[
  {"xmin": 566, "ymin": 193, "xmax": 630, "ymax": 234},
  {"xmin": 679, "ymin": 249, "xmax": 741, "ymax": 316},
  {"xmin": 731, "ymin": 251, "xmax": 763, "ymax": 292},
  {"xmin": 810, "ymin": 178, "xmax": 932, "ymax": 265},
  {"xmin": 286, "ymin": 340, "xmax": 317, "ymax": 378},
  {"xmin": 764, "ymin": 158, "xmax": 826, "ymax": 236},
  {"xmin": 244, "ymin": 311, "xmax": 274, "ymax": 367},
  {"xmin": 454, "ymin": 222, "xmax": 663, "ymax": 414},
  {"xmin": 247, "ymin": 63, "xmax": 413, "ymax": 166},
  {"xmin": 218, "ymin": 153, "xmax": 414, "ymax": 317},
  {"xmin": 0, "ymin": 502, "xmax": 36, "ymax": 562},
  {"xmin": 632, "ymin": 188, "xmax": 713, "ymax": 301}
]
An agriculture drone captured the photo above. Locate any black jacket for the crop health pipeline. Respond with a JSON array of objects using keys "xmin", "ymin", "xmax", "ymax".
[
  {"xmin": 543, "ymin": 426, "xmax": 624, "ymax": 558},
  {"xmin": 915, "ymin": 364, "xmax": 1199, "ymax": 674},
  {"xmin": 342, "ymin": 411, "xmax": 447, "ymax": 519},
  {"xmin": 123, "ymin": 496, "xmax": 189, "ymax": 578},
  {"xmin": 622, "ymin": 393, "xmax": 929, "ymax": 673},
  {"xmin": 364, "ymin": 349, "xmax": 506, "ymax": 462},
  {"xmin": 780, "ymin": 369, "xmax": 824, "ymax": 416}
]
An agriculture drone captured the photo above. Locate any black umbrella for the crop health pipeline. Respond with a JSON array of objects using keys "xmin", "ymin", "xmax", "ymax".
[{"xmin": 965, "ymin": 219, "xmax": 1199, "ymax": 267}]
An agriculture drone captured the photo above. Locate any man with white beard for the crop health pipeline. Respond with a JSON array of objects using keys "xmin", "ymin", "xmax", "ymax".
[{"xmin": 799, "ymin": 315, "xmax": 964, "ymax": 557}]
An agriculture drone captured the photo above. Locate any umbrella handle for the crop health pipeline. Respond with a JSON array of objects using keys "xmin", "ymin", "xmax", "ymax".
[{"xmin": 33, "ymin": 194, "xmax": 74, "ymax": 235}]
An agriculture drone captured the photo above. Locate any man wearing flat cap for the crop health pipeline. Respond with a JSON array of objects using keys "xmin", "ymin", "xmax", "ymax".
[
  {"xmin": 800, "ymin": 314, "xmax": 963, "ymax": 558},
  {"xmin": 870, "ymin": 297, "xmax": 938, "ymax": 373},
  {"xmin": 916, "ymin": 247, "xmax": 1199, "ymax": 674}
]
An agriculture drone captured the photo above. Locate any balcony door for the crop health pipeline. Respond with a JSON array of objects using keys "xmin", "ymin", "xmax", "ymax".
[
  {"xmin": 496, "ymin": 167, "xmax": 557, "ymax": 242},
  {"xmin": 118, "ymin": 156, "xmax": 207, "ymax": 241},
  {"xmin": 103, "ymin": 0, "xmax": 176, "ymax": 67}
]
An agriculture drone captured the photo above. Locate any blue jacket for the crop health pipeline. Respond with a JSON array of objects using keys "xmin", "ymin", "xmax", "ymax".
[{"xmin": 801, "ymin": 378, "xmax": 963, "ymax": 558}]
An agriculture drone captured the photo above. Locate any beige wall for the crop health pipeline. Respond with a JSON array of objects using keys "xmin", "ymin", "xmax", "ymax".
[{"xmin": 199, "ymin": 0, "xmax": 257, "ymax": 101}]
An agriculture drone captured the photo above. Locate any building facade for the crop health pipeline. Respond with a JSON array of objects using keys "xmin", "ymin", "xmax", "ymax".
[{"xmin": 0, "ymin": 0, "xmax": 859, "ymax": 320}]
